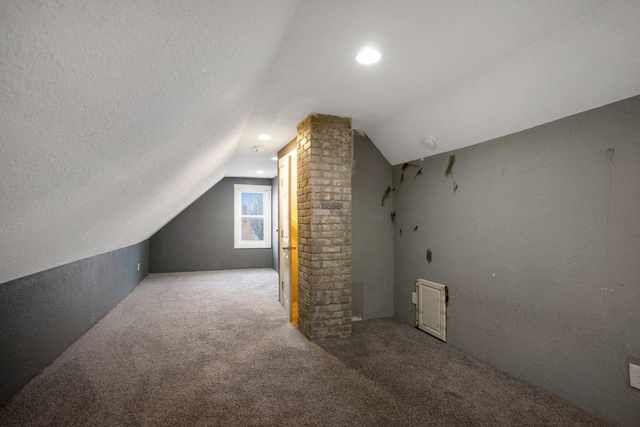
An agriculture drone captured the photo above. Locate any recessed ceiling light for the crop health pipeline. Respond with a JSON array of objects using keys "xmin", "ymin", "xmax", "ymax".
[
  {"xmin": 258, "ymin": 134, "xmax": 271, "ymax": 141},
  {"xmin": 256, "ymin": 170, "xmax": 264, "ymax": 174},
  {"xmin": 270, "ymin": 157, "xmax": 278, "ymax": 161},
  {"xmin": 356, "ymin": 48, "xmax": 381, "ymax": 65}
]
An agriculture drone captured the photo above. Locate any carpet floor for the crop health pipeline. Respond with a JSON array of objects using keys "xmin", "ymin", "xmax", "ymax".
[{"xmin": 0, "ymin": 269, "xmax": 606, "ymax": 426}]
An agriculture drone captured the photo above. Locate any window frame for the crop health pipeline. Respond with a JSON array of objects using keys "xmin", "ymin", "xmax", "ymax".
[{"xmin": 233, "ymin": 184, "xmax": 272, "ymax": 249}]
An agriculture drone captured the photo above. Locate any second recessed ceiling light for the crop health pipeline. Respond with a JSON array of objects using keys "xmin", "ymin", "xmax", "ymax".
[{"xmin": 356, "ymin": 48, "xmax": 381, "ymax": 64}]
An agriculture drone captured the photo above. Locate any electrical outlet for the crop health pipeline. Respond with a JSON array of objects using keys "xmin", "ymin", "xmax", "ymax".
[
  {"xmin": 630, "ymin": 363, "xmax": 640, "ymax": 390},
  {"xmin": 411, "ymin": 292, "xmax": 417, "ymax": 304}
]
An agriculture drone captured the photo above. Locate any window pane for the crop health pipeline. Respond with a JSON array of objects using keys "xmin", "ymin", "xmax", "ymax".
[
  {"xmin": 241, "ymin": 218, "xmax": 264, "ymax": 241},
  {"xmin": 234, "ymin": 184, "xmax": 271, "ymax": 249},
  {"xmin": 241, "ymin": 192, "xmax": 263, "ymax": 215}
]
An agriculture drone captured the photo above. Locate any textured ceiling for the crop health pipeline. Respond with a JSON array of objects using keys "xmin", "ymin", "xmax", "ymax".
[
  {"xmin": 0, "ymin": 0, "xmax": 300, "ymax": 284},
  {"xmin": 1, "ymin": 0, "xmax": 640, "ymax": 283},
  {"xmin": 231, "ymin": 0, "xmax": 640, "ymax": 174}
]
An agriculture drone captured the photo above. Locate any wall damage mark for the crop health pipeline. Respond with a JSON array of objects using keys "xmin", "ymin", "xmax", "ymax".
[
  {"xmin": 413, "ymin": 226, "xmax": 419, "ymax": 232},
  {"xmin": 399, "ymin": 162, "xmax": 421, "ymax": 188},
  {"xmin": 381, "ymin": 186, "xmax": 391, "ymax": 207},
  {"xmin": 382, "ymin": 162, "xmax": 424, "ymax": 225},
  {"xmin": 413, "ymin": 167, "xmax": 423, "ymax": 181},
  {"xmin": 445, "ymin": 155, "xmax": 455, "ymax": 176},
  {"xmin": 426, "ymin": 249, "xmax": 432, "ymax": 264},
  {"xmin": 402, "ymin": 162, "xmax": 420, "ymax": 172},
  {"xmin": 445, "ymin": 155, "xmax": 458, "ymax": 193},
  {"xmin": 606, "ymin": 147, "xmax": 615, "ymax": 161}
]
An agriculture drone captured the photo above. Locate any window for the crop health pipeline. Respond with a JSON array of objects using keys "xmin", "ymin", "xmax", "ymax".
[{"xmin": 234, "ymin": 184, "xmax": 271, "ymax": 249}]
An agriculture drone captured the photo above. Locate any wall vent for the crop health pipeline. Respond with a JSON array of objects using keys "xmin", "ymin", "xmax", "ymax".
[{"xmin": 416, "ymin": 279, "xmax": 447, "ymax": 342}]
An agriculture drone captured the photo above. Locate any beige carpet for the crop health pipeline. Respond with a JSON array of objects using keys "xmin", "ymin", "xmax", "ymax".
[{"xmin": 0, "ymin": 269, "xmax": 606, "ymax": 426}]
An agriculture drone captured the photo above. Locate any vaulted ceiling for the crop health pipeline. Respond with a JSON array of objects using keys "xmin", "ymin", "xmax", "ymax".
[{"xmin": 1, "ymin": 0, "xmax": 639, "ymax": 284}]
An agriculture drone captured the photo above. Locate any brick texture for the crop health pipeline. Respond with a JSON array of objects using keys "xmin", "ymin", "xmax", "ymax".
[{"xmin": 296, "ymin": 113, "xmax": 352, "ymax": 340}]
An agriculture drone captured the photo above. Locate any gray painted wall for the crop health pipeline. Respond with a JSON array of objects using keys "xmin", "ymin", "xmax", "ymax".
[
  {"xmin": 149, "ymin": 177, "xmax": 273, "ymax": 273},
  {"xmin": 391, "ymin": 95, "xmax": 640, "ymax": 426},
  {"xmin": 0, "ymin": 241, "xmax": 149, "ymax": 404},
  {"xmin": 352, "ymin": 132, "xmax": 394, "ymax": 319}
]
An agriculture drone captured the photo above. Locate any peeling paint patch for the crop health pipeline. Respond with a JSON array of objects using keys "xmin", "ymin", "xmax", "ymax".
[
  {"xmin": 606, "ymin": 148, "xmax": 615, "ymax": 161},
  {"xmin": 414, "ymin": 167, "xmax": 423, "ymax": 181},
  {"xmin": 381, "ymin": 186, "xmax": 391, "ymax": 207},
  {"xmin": 445, "ymin": 155, "xmax": 455, "ymax": 176},
  {"xmin": 445, "ymin": 155, "xmax": 458, "ymax": 193},
  {"xmin": 402, "ymin": 162, "xmax": 420, "ymax": 171}
]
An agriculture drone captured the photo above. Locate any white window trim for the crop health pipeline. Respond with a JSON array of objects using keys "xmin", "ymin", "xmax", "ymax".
[{"xmin": 234, "ymin": 184, "xmax": 272, "ymax": 249}]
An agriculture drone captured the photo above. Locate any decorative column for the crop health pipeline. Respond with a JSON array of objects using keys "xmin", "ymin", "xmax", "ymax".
[{"xmin": 296, "ymin": 113, "xmax": 352, "ymax": 340}]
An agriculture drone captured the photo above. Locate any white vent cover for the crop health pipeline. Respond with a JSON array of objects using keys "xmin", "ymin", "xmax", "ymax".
[{"xmin": 416, "ymin": 279, "xmax": 447, "ymax": 342}]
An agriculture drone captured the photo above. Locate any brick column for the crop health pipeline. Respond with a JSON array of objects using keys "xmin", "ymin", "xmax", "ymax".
[{"xmin": 297, "ymin": 113, "xmax": 352, "ymax": 340}]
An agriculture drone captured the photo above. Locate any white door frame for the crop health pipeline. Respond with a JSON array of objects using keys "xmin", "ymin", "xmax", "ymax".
[{"xmin": 278, "ymin": 155, "xmax": 292, "ymax": 321}]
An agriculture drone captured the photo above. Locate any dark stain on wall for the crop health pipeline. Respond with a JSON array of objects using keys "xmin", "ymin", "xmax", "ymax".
[
  {"xmin": 414, "ymin": 167, "xmax": 423, "ymax": 181},
  {"xmin": 381, "ymin": 186, "xmax": 391, "ymax": 207},
  {"xmin": 445, "ymin": 155, "xmax": 459, "ymax": 193}
]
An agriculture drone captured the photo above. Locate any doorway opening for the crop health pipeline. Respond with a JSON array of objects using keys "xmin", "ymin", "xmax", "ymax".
[{"xmin": 278, "ymin": 142, "xmax": 298, "ymax": 324}]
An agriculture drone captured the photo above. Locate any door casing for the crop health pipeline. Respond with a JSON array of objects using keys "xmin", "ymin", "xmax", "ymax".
[{"xmin": 278, "ymin": 148, "xmax": 298, "ymax": 323}]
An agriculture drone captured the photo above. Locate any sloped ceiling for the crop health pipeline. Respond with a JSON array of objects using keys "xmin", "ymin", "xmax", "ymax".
[
  {"xmin": 1, "ymin": 0, "xmax": 639, "ymax": 284},
  {"xmin": 0, "ymin": 0, "xmax": 300, "ymax": 284}
]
